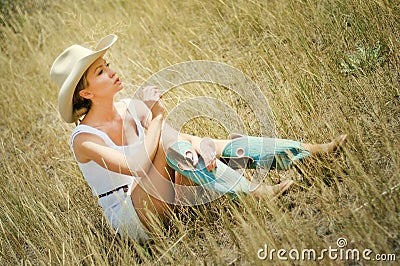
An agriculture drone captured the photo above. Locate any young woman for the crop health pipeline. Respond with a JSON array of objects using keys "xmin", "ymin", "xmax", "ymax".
[{"xmin": 50, "ymin": 34, "xmax": 346, "ymax": 241}]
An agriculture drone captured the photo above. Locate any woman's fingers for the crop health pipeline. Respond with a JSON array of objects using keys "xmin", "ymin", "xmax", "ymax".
[
  {"xmin": 188, "ymin": 137, "xmax": 217, "ymax": 171},
  {"xmin": 142, "ymin": 86, "xmax": 164, "ymax": 117},
  {"xmin": 193, "ymin": 147, "xmax": 215, "ymax": 172},
  {"xmin": 199, "ymin": 138, "xmax": 217, "ymax": 172},
  {"xmin": 143, "ymin": 86, "xmax": 162, "ymax": 102},
  {"xmin": 208, "ymin": 152, "xmax": 217, "ymax": 172},
  {"xmin": 205, "ymin": 155, "xmax": 217, "ymax": 172}
]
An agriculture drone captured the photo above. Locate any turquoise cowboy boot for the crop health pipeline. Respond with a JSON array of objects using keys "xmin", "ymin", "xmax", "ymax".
[{"xmin": 219, "ymin": 135, "xmax": 311, "ymax": 170}]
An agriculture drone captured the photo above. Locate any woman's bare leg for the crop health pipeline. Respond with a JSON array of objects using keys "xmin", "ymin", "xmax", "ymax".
[
  {"xmin": 161, "ymin": 121, "xmax": 347, "ymax": 200},
  {"xmin": 213, "ymin": 134, "xmax": 347, "ymax": 158},
  {"xmin": 252, "ymin": 179, "xmax": 294, "ymax": 199},
  {"xmin": 301, "ymin": 134, "xmax": 347, "ymax": 155},
  {"xmin": 130, "ymin": 140, "xmax": 176, "ymax": 230},
  {"xmin": 212, "ymin": 135, "xmax": 347, "ymax": 198},
  {"xmin": 166, "ymin": 137, "xmax": 294, "ymax": 199}
]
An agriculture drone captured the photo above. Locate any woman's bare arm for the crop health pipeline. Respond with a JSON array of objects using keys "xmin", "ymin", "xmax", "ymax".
[
  {"xmin": 73, "ymin": 133, "xmax": 133, "ymax": 175},
  {"xmin": 124, "ymin": 114, "xmax": 163, "ymax": 176}
]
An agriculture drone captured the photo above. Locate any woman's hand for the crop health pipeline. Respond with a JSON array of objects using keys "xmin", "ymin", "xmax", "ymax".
[
  {"xmin": 188, "ymin": 136, "xmax": 217, "ymax": 172},
  {"xmin": 143, "ymin": 86, "xmax": 164, "ymax": 118}
]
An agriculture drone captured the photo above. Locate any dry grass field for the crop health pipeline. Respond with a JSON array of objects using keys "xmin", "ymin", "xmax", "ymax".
[{"xmin": 0, "ymin": 0, "xmax": 399, "ymax": 265}]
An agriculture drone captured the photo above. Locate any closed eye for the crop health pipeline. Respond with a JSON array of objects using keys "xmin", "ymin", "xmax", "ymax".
[{"xmin": 95, "ymin": 61, "xmax": 110, "ymax": 76}]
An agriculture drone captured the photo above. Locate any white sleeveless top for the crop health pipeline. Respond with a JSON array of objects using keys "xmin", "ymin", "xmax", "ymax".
[{"xmin": 70, "ymin": 99, "xmax": 145, "ymax": 197}]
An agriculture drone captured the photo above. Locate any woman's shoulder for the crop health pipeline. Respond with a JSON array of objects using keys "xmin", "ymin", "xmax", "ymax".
[{"xmin": 71, "ymin": 124, "xmax": 108, "ymax": 144}]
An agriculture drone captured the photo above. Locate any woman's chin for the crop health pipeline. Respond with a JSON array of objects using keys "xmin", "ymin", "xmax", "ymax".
[{"xmin": 115, "ymin": 84, "xmax": 124, "ymax": 92}]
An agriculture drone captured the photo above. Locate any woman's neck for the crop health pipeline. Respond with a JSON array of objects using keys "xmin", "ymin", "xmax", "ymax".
[{"xmin": 82, "ymin": 98, "xmax": 119, "ymax": 126}]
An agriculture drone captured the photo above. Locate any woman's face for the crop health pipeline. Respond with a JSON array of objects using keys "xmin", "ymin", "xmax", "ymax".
[{"xmin": 81, "ymin": 57, "xmax": 122, "ymax": 100}]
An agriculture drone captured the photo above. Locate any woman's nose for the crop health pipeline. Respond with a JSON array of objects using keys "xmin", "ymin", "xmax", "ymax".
[{"xmin": 108, "ymin": 67, "xmax": 116, "ymax": 77}]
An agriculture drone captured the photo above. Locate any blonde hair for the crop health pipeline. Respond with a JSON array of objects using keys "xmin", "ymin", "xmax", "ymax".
[{"xmin": 72, "ymin": 70, "xmax": 91, "ymax": 124}]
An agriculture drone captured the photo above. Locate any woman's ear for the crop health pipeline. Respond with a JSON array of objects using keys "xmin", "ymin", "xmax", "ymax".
[{"xmin": 79, "ymin": 90, "xmax": 93, "ymax": 100}]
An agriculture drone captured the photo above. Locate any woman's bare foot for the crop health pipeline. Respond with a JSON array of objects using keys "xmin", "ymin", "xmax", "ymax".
[
  {"xmin": 302, "ymin": 134, "xmax": 347, "ymax": 155},
  {"xmin": 324, "ymin": 134, "xmax": 347, "ymax": 153},
  {"xmin": 252, "ymin": 179, "xmax": 294, "ymax": 199}
]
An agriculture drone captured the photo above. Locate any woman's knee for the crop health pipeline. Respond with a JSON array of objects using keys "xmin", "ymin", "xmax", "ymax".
[{"xmin": 131, "ymin": 187, "xmax": 172, "ymax": 225}]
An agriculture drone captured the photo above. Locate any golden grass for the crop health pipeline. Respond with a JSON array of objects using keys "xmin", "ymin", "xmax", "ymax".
[{"xmin": 0, "ymin": 0, "xmax": 399, "ymax": 264}]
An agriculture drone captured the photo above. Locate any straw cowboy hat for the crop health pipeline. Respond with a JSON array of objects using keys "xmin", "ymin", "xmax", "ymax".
[{"xmin": 50, "ymin": 34, "xmax": 118, "ymax": 123}]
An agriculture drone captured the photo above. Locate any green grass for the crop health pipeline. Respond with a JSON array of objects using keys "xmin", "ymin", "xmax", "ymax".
[{"xmin": 0, "ymin": 0, "xmax": 399, "ymax": 265}]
